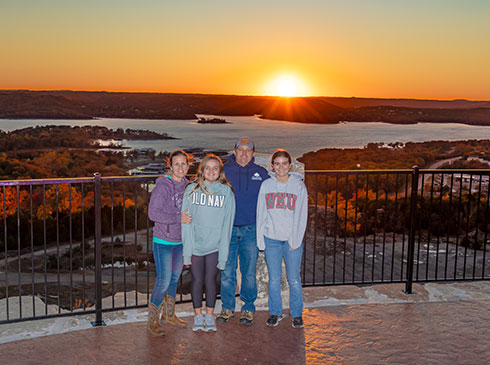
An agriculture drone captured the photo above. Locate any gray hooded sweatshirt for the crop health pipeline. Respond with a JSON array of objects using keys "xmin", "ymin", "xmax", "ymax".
[
  {"xmin": 256, "ymin": 172, "xmax": 308, "ymax": 250},
  {"xmin": 181, "ymin": 181, "xmax": 235, "ymax": 269}
]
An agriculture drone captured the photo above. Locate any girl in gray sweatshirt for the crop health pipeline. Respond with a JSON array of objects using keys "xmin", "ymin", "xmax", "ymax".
[
  {"xmin": 181, "ymin": 154, "xmax": 235, "ymax": 332},
  {"xmin": 256, "ymin": 149, "xmax": 308, "ymax": 329}
]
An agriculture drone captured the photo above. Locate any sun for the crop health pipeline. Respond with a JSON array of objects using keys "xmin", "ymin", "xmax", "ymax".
[
  {"xmin": 264, "ymin": 74, "xmax": 309, "ymax": 97},
  {"xmin": 276, "ymin": 78, "xmax": 297, "ymax": 97}
]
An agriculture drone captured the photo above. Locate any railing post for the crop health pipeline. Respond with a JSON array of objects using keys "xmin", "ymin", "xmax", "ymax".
[
  {"xmin": 404, "ymin": 166, "xmax": 419, "ymax": 294},
  {"xmin": 92, "ymin": 173, "xmax": 105, "ymax": 326}
]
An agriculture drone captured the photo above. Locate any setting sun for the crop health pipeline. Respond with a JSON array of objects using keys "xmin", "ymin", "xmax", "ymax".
[
  {"xmin": 276, "ymin": 78, "xmax": 297, "ymax": 97},
  {"xmin": 264, "ymin": 74, "xmax": 310, "ymax": 97}
]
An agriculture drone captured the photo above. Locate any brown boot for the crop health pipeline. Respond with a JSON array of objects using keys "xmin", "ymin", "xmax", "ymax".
[
  {"xmin": 161, "ymin": 295, "xmax": 187, "ymax": 327},
  {"xmin": 147, "ymin": 302, "xmax": 165, "ymax": 336}
]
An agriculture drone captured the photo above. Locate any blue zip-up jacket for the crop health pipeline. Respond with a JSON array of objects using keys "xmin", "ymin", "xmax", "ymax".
[{"xmin": 224, "ymin": 154, "xmax": 269, "ymax": 226}]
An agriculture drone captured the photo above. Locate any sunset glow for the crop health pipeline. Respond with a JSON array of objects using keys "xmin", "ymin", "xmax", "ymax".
[
  {"xmin": 1, "ymin": 1, "xmax": 489, "ymax": 99},
  {"xmin": 276, "ymin": 78, "xmax": 297, "ymax": 97},
  {"xmin": 264, "ymin": 74, "xmax": 310, "ymax": 97}
]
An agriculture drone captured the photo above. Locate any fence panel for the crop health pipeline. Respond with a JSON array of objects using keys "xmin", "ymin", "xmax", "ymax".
[
  {"xmin": 0, "ymin": 175, "xmax": 193, "ymax": 325},
  {"xmin": 303, "ymin": 168, "xmax": 490, "ymax": 288},
  {"xmin": 303, "ymin": 170, "xmax": 414, "ymax": 286},
  {"xmin": 0, "ymin": 177, "xmax": 96, "ymax": 324}
]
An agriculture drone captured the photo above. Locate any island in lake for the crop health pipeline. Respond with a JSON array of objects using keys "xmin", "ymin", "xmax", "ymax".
[{"xmin": 197, "ymin": 117, "xmax": 229, "ymax": 124}]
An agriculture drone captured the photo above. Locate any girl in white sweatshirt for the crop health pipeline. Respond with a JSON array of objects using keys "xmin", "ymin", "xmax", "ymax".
[{"xmin": 256, "ymin": 149, "xmax": 308, "ymax": 329}]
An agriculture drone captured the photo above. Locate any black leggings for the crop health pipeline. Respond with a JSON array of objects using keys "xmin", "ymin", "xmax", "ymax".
[{"xmin": 190, "ymin": 252, "xmax": 219, "ymax": 309}]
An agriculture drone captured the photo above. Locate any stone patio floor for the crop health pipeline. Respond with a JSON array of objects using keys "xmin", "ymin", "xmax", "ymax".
[{"xmin": 1, "ymin": 281, "xmax": 490, "ymax": 364}]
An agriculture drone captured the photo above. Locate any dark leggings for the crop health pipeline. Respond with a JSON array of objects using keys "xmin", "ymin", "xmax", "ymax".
[{"xmin": 190, "ymin": 252, "xmax": 219, "ymax": 309}]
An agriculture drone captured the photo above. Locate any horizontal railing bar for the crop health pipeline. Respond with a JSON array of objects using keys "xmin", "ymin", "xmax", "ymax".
[
  {"xmin": 0, "ymin": 175, "xmax": 165, "ymax": 186},
  {"xmin": 306, "ymin": 168, "xmax": 490, "ymax": 175},
  {"xmin": 302, "ymin": 280, "xmax": 405, "ymax": 288},
  {"xmin": 0, "ymin": 309, "xmax": 96, "ymax": 325},
  {"xmin": 101, "ymin": 175, "xmax": 161, "ymax": 182},
  {"xmin": 305, "ymin": 169, "xmax": 412, "ymax": 175},
  {"xmin": 303, "ymin": 277, "xmax": 490, "ymax": 288},
  {"xmin": 420, "ymin": 169, "xmax": 490, "ymax": 174},
  {"xmin": 0, "ymin": 177, "xmax": 94, "ymax": 186},
  {"xmin": 1, "ymin": 169, "xmax": 489, "ymax": 186}
]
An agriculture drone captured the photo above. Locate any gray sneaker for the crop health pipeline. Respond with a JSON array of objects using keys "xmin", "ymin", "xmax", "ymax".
[
  {"xmin": 266, "ymin": 314, "xmax": 283, "ymax": 327},
  {"xmin": 292, "ymin": 317, "xmax": 304, "ymax": 328},
  {"xmin": 204, "ymin": 314, "xmax": 217, "ymax": 332},
  {"xmin": 192, "ymin": 314, "xmax": 204, "ymax": 332}
]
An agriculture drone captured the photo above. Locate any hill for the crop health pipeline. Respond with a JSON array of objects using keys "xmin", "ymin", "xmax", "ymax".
[
  {"xmin": 1, "ymin": 90, "xmax": 490, "ymax": 125},
  {"xmin": 299, "ymin": 140, "xmax": 490, "ymax": 170}
]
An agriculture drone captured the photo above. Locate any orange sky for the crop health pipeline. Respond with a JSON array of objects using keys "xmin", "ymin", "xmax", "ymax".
[{"xmin": 1, "ymin": 1, "xmax": 489, "ymax": 99}]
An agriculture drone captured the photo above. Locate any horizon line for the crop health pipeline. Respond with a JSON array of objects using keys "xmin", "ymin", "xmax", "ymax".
[{"xmin": 1, "ymin": 88, "xmax": 489, "ymax": 103}]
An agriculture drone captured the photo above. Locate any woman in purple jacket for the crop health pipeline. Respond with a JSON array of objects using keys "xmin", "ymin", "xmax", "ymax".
[{"xmin": 147, "ymin": 150, "xmax": 192, "ymax": 336}]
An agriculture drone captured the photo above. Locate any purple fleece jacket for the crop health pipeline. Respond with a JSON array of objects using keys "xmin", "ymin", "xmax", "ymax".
[{"xmin": 148, "ymin": 176, "xmax": 188, "ymax": 243}]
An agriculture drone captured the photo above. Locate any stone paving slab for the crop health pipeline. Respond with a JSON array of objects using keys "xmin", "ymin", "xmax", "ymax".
[
  {"xmin": 305, "ymin": 301, "xmax": 490, "ymax": 364},
  {"xmin": 1, "ymin": 299, "xmax": 490, "ymax": 364},
  {"xmin": 2, "ymin": 281, "xmax": 490, "ymax": 344},
  {"xmin": 2, "ymin": 281, "xmax": 490, "ymax": 364}
]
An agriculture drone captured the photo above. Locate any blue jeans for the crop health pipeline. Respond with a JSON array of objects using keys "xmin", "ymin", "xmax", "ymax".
[
  {"xmin": 220, "ymin": 225, "xmax": 259, "ymax": 312},
  {"xmin": 264, "ymin": 236, "xmax": 303, "ymax": 318},
  {"xmin": 150, "ymin": 242, "xmax": 183, "ymax": 306}
]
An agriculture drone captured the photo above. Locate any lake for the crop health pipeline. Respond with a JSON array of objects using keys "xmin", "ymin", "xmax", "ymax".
[{"xmin": 2, "ymin": 116, "xmax": 490, "ymax": 158}]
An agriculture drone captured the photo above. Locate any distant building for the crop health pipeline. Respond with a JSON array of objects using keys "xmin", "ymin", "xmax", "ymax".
[
  {"xmin": 129, "ymin": 162, "xmax": 167, "ymax": 175},
  {"xmin": 453, "ymin": 174, "xmax": 489, "ymax": 193},
  {"xmin": 136, "ymin": 148, "xmax": 155, "ymax": 155},
  {"xmin": 429, "ymin": 173, "xmax": 489, "ymax": 195}
]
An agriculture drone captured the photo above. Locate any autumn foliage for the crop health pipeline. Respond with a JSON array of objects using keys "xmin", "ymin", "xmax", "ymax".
[{"xmin": 0, "ymin": 182, "xmax": 147, "ymax": 251}]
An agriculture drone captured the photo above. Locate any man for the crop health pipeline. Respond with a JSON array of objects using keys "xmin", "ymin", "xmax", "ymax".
[{"xmin": 217, "ymin": 137, "xmax": 269, "ymax": 325}]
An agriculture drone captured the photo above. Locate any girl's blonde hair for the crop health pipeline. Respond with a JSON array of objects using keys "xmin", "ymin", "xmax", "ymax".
[{"xmin": 190, "ymin": 154, "xmax": 233, "ymax": 194}]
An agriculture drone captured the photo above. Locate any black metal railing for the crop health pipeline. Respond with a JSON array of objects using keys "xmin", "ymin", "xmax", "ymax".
[
  {"xmin": 303, "ymin": 167, "xmax": 490, "ymax": 292},
  {"xmin": 0, "ymin": 174, "xmax": 191, "ymax": 325},
  {"xmin": 1, "ymin": 167, "xmax": 489, "ymax": 325}
]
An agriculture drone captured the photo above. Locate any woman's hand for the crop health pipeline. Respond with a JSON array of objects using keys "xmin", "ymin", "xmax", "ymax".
[{"xmin": 181, "ymin": 209, "xmax": 192, "ymax": 224}]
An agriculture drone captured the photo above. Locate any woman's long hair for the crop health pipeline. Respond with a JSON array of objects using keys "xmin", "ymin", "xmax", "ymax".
[{"xmin": 190, "ymin": 154, "xmax": 233, "ymax": 194}]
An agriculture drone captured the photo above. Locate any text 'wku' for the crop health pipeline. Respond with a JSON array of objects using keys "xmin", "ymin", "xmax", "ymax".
[{"xmin": 265, "ymin": 193, "xmax": 297, "ymax": 210}]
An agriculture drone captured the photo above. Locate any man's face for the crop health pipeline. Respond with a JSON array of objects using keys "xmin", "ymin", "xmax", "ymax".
[{"xmin": 234, "ymin": 145, "xmax": 254, "ymax": 167}]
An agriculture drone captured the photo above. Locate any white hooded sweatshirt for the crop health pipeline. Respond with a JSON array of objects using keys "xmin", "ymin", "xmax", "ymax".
[{"xmin": 256, "ymin": 172, "xmax": 308, "ymax": 250}]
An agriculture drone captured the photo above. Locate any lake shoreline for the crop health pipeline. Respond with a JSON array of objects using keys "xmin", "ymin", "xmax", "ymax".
[
  {"xmin": 2, "ymin": 116, "xmax": 490, "ymax": 160},
  {"xmin": 3, "ymin": 115, "xmax": 490, "ymax": 127}
]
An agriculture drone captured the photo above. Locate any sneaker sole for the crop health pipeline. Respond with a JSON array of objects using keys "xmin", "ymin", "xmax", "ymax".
[
  {"xmin": 292, "ymin": 323, "xmax": 304, "ymax": 329},
  {"xmin": 192, "ymin": 326, "xmax": 205, "ymax": 332},
  {"xmin": 204, "ymin": 327, "xmax": 217, "ymax": 332},
  {"xmin": 216, "ymin": 314, "xmax": 234, "ymax": 323},
  {"xmin": 239, "ymin": 319, "xmax": 253, "ymax": 325}
]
